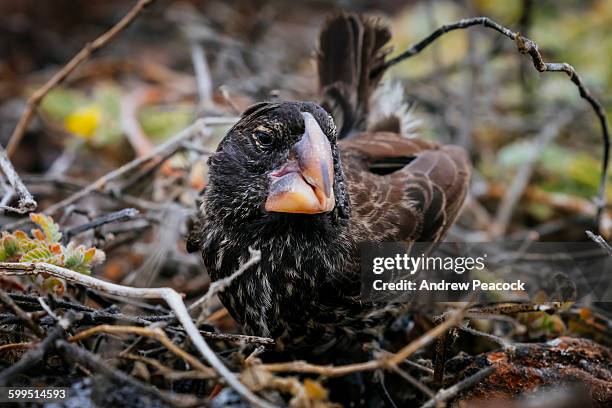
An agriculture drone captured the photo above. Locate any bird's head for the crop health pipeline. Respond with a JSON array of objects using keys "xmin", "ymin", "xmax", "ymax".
[{"xmin": 205, "ymin": 101, "xmax": 350, "ymax": 230}]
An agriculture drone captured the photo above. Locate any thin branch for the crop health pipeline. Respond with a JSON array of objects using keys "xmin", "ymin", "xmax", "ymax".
[
  {"xmin": 463, "ymin": 302, "xmax": 563, "ymax": 318},
  {"xmin": 5, "ymin": 0, "xmax": 157, "ymax": 157},
  {"xmin": 0, "ymin": 290, "xmax": 44, "ymax": 337},
  {"xmin": 120, "ymin": 352, "xmax": 214, "ymax": 381},
  {"xmin": 196, "ymin": 330, "xmax": 274, "ymax": 346},
  {"xmin": 120, "ymin": 88, "xmax": 157, "ymax": 158},
  {"xmin": 37, "ymin": 296, "xmax": 58, "ymax": 321},
  {"xmin": 374, "ymin": 16, "xmax": 610, "ymax": 225},
  {"xmin": 63, "ymin": 208, "xmax": 140, "ymax": 242},
  {"xmin": 391, "ymin": 365, "xmax": 435, "ymax": 398},
  {"xmin": 419, "ymin": 366, "xmax": 495, "ymax": 408},
  {"xmin": 0, "ymin": 262, "xmax": 275, "ymax": 408},
  {"xmin": 191, "ymin": 41, "xmax": 213, "ymax": 109},
  {"xmin": 0, "ymin": 145, "xmax": 37, "ymax": 214},
  {"xmin": 403, "ymin": 359, "xmax": 434, "ymax": 375},
  {"xmin": 586, "ymin": 230, "xmax": 612, "ymax": 256},
  {"xmin": 459, "ymin": 325, "xmax": 512, "ymax": 349},
  {"xmin": 0, "ymin": 342, "xmax": 31, "ymax": 353}
]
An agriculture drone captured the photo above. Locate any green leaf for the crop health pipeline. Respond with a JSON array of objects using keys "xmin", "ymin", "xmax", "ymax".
[
  {"xmin": 1, "ymin": 214, "xmax": 104, "ymax": 276},
  {"xmin": 1, "ymin": 235, "xmax": 19, "ymax": 259},
  {"xmin": 21, "ymin": 246, "xmax": 56, "ymax": 263},
  {"xmin": 29, "ymin": 213, "xmax": 62, "ymax": 243},
  {"xmin": 62, "ymin": 243, "xmax": 101, "ymax": 275},
  {"xmin": 63, "ymin": 248, "xmax": 90, "ymax": 274}
]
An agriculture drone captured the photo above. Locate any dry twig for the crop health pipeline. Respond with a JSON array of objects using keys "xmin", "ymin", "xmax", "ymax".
[
  {"xmin": 463, "ymin": 302, "xmax": 563, "ymax": 318},
  {"xmin": 0, "ymin": 145, "xmax": 37, "ymax": 214},
  {"xmin": 190, "ymin": 42, "xmax": 214, "ymax": 109},
  {"xmin": 197, "ymin": 330, "xmax": 274, "ymax": 346},
  {"xmin": 120, "ymin": 352, "xmax": 214, "ymax": 381},
  {"xmin": 586, "ymin": 230, "xmax": 612, "ymax": 256},
  {"xmin": 419, "ymin": 366, "xmax": 496, "ymax": 408},
  {"xmin": 63, "ymin": 208, "xmax": 140, "ymax": 242},
  {"xmin": 459, "ymin": 325, "xmax": 512, "ymax": 349},
  {"xmin": 0, "ymin": 342, "xmax": 32, "ymax": 353},
  {"xmin": 5, "ymin": 0, "xmax": 157, "ymax": 157},
  {"xmin": 0, "ymin": 290, "xmax": 44, "ymax": 337}
]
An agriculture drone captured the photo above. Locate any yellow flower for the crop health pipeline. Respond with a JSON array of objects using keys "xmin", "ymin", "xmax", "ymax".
[{"xmin": 64, "ymin": 105, "xmax": 102, "ymax": 139}]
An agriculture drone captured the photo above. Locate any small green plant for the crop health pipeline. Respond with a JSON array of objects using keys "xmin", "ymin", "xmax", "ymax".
[{"xmin": 0, "ymin": 213, "xmax": 105, "ymax": 275}]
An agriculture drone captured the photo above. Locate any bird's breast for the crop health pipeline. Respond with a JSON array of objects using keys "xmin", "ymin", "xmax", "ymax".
[{"xmin": 202, "ymin": 227, "xmax": 359, "ymax": 342}]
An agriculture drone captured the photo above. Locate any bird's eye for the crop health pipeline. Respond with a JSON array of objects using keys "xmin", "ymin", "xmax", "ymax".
[{"xmin": 253, "ymin": 130, "xmax": 273, "ymax": 147}]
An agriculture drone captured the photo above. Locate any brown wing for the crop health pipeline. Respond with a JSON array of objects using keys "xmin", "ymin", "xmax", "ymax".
[{"xmin": 340, "ymin": 132, "xmax": 470, "ymax": 243}]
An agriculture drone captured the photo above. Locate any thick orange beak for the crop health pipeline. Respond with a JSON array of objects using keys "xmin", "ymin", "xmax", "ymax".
[{"xmin": 265, "ymin": 112, "xmax": 335, "ymax": 214}]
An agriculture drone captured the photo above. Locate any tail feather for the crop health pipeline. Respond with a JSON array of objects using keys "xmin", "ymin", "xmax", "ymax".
[{"xmin": 317, "ymin": 13, "xmax": 391, "ymax": 138}]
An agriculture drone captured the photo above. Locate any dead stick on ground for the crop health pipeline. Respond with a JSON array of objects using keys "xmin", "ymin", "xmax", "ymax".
[
  {"xmin": 0, "ymin": 145, "xmax": 37, "ymax": 214},
  {"xmin": 5, "ymin": 0, "xmax": 157, "ymax": 158},
  {"xmin": 0, "ymin": 290, "xmax": 44, "ymax": 337},
  {"xmin": 420, "ymin": 366, "xmax": 495, "ymax": 408},
  {"xmin": 463, "ymin": 302, "xmax": 563, "ymax": 318},
  {"xmin": 120, "ymin": 352, "xmax": 214, "ymax": 381},
  {"xmin": 0, "ymin": 262, "xmax": 276, "ymax": 408},
  {"xmin": 374, "ymin": 16, "xmax": 610, "ymax": 226},
  {"xmin": 196, "ymin": 330, "xmax": 274, "ymax": 346},
  {"xmin": 0, "ymin": 342, "xmax": 32, "ymax": 353}
]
